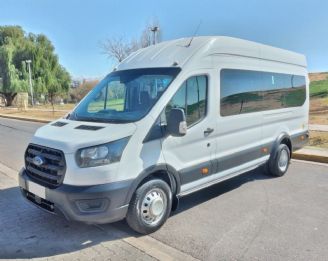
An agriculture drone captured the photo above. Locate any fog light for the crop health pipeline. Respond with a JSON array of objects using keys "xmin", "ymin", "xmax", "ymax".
[{"xmin": 76, "ymin": 199, "xmax": 108, "ymax": 213}]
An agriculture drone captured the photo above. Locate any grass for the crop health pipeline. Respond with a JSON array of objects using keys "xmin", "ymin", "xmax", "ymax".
[
  {"xmin": 308, "ymin": 75, "xmax": 328, "ymax": 125},
  {"xmin": 88, "ymin": 99, "xmax": 124, "ymax": 112},
  {"xmin": 310, "ymin": 78, "xmax": 328, "ymax": 98}
]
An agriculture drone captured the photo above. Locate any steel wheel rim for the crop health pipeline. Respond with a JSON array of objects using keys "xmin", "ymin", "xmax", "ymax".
[
  {"xmin": 278, "ymin": 149, "xmax": 289, "ymax": 172},
  {"xmin": 140, "ymin": 188, "xmax": 167, "ymax": 226}
]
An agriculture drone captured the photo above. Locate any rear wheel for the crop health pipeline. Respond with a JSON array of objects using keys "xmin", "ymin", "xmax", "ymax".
[
  {"xmin": 126, "ymin": 179, "xmax": 172, "ymax": 234},
  {"xmin": 265, "ymin": 144, "xmax": 291, "ymax": 177}
]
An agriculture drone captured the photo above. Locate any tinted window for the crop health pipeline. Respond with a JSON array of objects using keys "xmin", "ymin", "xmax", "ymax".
[
  {"xmin": 72, "ymin": 68, "xmax": 181, "ymax": 123},
  {"xmin": 166, "ymin": 75, "xmax": 207, "ymax": 126},
  {"xmin": 220, "ymin": 70, "xmax": 263, "ymax": 116},
  {"xmin": 220, "ymin": 69, "xmax": 306, "ymax": 116}
]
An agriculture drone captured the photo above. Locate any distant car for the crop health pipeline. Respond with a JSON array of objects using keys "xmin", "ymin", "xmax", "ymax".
[{"xmin": 19, "ymin": 36, "xmax": 309, "ymax": 234}]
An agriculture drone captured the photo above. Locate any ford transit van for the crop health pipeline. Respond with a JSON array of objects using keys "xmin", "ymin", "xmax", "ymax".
[{"xmin": 19, "ymin": 36, "xmax": 309, "ymax": 234}]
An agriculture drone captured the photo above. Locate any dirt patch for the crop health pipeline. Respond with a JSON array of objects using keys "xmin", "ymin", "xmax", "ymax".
[
  {"xmin": 310, "ymin": 114, "xmax": 328, "ymax": 125},
  {"xmin": 30, "ymin": 103, "xmax": 76, "ymax": 111},
  {"xmin": 0, "ymin": 109, "xmax": 67, "ymax": 121},
  {"xmin": 309, "ymin": 72, "xmax": 328, "ymax": 82},
  {"xmin": 310, "ymin": 97, "xmax": 328, "ymax": 113},
  {"xmin": 309, "ymin": 131, "xmax": 328, "ymax": 149}
]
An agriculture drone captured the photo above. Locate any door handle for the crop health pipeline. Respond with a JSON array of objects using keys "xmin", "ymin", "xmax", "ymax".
[{"xmin": 204, "ymin": 128, "xmax": 214, "ymax": 135}]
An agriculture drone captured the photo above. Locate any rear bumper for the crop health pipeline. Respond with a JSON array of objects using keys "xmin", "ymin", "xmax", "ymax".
[
  {"xmin": 291, "ymin": 130, "xmax": 309, "ymax": 152},
  {"xmin": 19, "ymin": 168, "xmax": 132, "ymax": 224}
]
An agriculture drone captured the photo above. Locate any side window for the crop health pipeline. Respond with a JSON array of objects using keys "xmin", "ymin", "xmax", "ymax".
[
  {"xmin": 220, "ymin": 70, "xmax": 263, "ymax": 116},
  {"xmin": 262, "ymin": 72, "xmax": 293, "ymax": 110},
  {"xmin": 290, "ymin": 75, "xmax": 306, "ymax": 106},
  {"xmin": 165, "ymin": 75, "xmax": 207, "ymax": 127},
  {"xmin": 220, "ymin": 69, "xmax": 307, "ymax": 117}
]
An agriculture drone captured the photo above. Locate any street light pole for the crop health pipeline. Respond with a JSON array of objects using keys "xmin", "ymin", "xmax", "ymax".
[
  {"xmin": 25, "ymin": 60, "xmax": 34, "ymax": 106},
  {"xmin": 149, "ymin": 26, "xmax": 159, "ymax": 45}
]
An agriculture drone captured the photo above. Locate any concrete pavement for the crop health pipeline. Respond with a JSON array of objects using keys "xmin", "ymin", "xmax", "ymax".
[
  {"xmin": 0, "ymin": 118, "xmax": 197, "ymax": 260},
  {"xmin": 309, "ymin": 124, "xmax": 328, "ymax": 132},
  {"xmin": 1, "ymin": 117, "xmax": 328, "ymax": 260},
  {"xmin": 0, "ymin": 162, "xmax": 197, "ymax": 260}
]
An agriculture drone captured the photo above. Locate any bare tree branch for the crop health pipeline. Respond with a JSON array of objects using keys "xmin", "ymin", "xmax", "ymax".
[{"xmin": 101, "ymin": 20, "xmax": 161, "ymax": 63}]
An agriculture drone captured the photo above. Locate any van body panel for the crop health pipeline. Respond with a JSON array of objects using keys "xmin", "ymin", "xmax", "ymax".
[
  {"xmin": 19, "ymin": 36, "xmax": 309, "ymax": 227},
  {"xmin": 160, "ymin": 69, "xmax": 217, "ymax": 191},
  {"xmin": 31, "ymin": 119, "xmax": 137, "ymax": 153}
]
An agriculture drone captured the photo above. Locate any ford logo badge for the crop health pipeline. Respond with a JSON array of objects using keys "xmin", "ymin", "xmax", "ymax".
[{"xmin": 33, "ymin": 156, "xmax": 44, "ymax": 166}]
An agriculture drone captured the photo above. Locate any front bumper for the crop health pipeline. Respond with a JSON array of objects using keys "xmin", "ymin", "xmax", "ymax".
[{"xmin": 18, "ymin": 168, "xmax": 132, "ymax": 224}]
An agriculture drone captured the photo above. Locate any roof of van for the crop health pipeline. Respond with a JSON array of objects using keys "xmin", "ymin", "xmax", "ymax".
[{"xmin": 116, "ymin": 36, "xmax": 307, "ymax": 71}]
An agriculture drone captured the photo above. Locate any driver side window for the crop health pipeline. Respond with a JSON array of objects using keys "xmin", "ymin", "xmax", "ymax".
[{"xmin": 165, "ymin": 75, "xmax": 207, "ymax": 127}]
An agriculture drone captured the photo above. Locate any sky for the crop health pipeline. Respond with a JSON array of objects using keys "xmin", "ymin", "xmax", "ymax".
[{"xmin": 1, "ymin": 0, "xmax": 328, "ymax": 78}]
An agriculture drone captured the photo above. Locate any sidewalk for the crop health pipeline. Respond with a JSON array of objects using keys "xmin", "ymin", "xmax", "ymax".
[
  {"xmin": 0, "ymin": 112, "xmax": 51, "ymax": 123},
  {"xmin": 309, "ymin": 124, "xmax": 328, "ymax": 132}
]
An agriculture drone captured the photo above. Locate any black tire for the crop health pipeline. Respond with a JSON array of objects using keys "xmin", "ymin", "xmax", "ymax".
[
  {"xmin": 265, "ymin": 144, "xmax": 291, "ymax": 177},
  {"xmin": 126, "ymin": 179, "xmax": 172, "ymax": 234}
]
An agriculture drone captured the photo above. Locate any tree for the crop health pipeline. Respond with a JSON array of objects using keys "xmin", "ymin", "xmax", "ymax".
[
  {"xmin": 47, "ymin": 65, "xmax": 71, "ymax": 111},
  {"xmin": 101, "ymin": 37, "xmax": 136, "ymax": 62},
  {"xmin": 0, "ymin": 40, "xmax": 28, "ymax": 105},
  {"xmin": 0, "ymin": 25, "xmax": 71, "ymax": 106},
  {"xmin": 101, "ymin": 20, "xmax": 161, "ymax": 63},
  {"xmin": 70, "ymin": 79, "xmax": 99, "ymax": 102}
]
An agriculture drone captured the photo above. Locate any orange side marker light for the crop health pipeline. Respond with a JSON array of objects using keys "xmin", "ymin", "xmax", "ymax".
[{"xmin": 201, "ymin": 168, "xmax": 209, "ymax": 175}]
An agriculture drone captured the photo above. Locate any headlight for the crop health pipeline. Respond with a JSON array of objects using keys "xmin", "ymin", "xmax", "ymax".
[{"xmin": 76, "ymin": 137, "xmax": 130, "ymax": 168}]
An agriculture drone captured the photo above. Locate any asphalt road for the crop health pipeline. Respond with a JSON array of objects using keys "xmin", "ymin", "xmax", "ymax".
[{"xmin": 0, "ymin": 117, "xmax": 328, "ymax": 260}]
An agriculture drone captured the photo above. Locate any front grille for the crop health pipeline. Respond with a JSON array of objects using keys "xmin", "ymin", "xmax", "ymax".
[{"xmin": 25, "ymin": 144, "xmax": 66, "ymax": 188}]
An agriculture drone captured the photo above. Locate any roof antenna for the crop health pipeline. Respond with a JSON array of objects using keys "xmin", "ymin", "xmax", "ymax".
[{"xmin": 186, "ymin": 20, "xmax": 202, "ymax": 47}]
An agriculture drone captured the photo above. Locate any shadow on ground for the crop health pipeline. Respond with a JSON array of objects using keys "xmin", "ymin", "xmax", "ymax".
[
  {"xmin": 174, "ymin": 167, "xmax": 273, "ymax": 216},
  {"xmin": 0, "ymin": 166, "xmax": 272, "ymax": 258}
]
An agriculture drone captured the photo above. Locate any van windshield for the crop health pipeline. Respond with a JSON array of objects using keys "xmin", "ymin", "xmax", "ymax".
[{"xmin": 71, "ymin": 68, "xmax": 181, "ymax": 123}]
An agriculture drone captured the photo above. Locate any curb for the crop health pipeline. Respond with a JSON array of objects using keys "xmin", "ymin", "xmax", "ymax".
[
  {"xmin": 0, "ymin": 114, "xmax": 51, "ymax": 123},
  {"xmin": 0, "ymin": 161, "xmax": 18, "ymax": 182},
  {"xmin": 96, "ymin": 224, "xmax": 199, "ymax": 261},
  {"xmin": 292, "ymin": 152, "xmax": 328, "ymax": 164}
]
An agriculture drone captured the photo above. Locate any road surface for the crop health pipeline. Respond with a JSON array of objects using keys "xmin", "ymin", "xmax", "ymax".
[{"xmin": 0, "ymin": 117, "xmax": 328, "ymax": 260}]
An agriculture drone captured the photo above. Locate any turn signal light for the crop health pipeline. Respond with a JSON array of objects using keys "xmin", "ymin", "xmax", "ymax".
[
  {"xmin": 201, "ymin": 168, "xmax": 209, "ymax": 175},
  {"xmin": 261, "ymin": 147, "xmax": 268, "ymax": 153}
]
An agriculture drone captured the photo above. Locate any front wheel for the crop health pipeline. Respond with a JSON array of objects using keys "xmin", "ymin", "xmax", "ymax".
[
  {"xmin": 126, "ymin": 179, "xmax": 172, "ymax": 234},
  {"xmin": 265, "ymin": 144, "xmax": 291, "ymax": 177}
]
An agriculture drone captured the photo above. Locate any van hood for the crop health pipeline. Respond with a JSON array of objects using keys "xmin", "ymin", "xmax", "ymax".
[{"xmin": 31, "ymin": 119, "xmax": 137, "ymax": 154}]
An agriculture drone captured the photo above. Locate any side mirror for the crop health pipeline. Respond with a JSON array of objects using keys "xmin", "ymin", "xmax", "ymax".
[{"xmin": 167, "ymin": 108, "xmax": 187, "ymax": 136}]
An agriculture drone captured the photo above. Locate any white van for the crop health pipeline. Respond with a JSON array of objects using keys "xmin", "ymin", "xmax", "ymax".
[{"xmin": 19, "ymin": 36, "xmax": 309, "ymax": 234}]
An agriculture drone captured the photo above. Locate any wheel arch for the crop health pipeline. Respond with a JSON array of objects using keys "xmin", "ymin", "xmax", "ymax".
[
  {"xmin": 124, "ymin": 164, "xmax": 181, "ymax": 208},
  {"xmin": 271, "ymin": 132, "xmax": 292, "ymax": 158}
]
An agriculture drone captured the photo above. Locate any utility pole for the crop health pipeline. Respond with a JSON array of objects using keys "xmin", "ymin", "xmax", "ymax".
[
  {"xmin": 149, "ymin": 26, "xmax": 160, "ymax": 45},
  {"xmin": 25, "ymin": 60, "xmax": 34, "ymax": 106}
]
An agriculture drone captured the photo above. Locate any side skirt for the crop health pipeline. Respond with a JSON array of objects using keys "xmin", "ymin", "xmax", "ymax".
[{"xmin": 178, "ymin": 156, "xmax": 269, "ymax": 197}]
